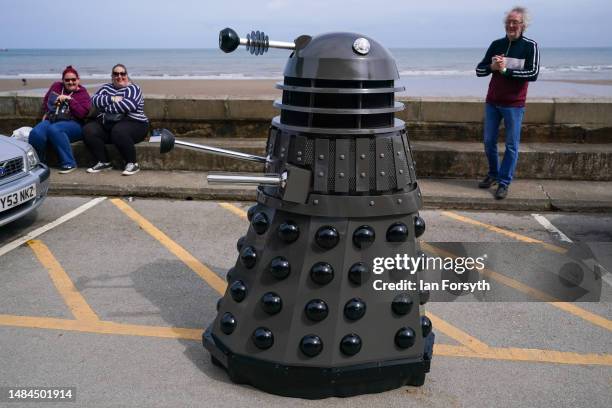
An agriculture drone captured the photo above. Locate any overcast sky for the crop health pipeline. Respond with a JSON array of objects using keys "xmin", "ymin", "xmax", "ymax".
[{"xmin": 2, "ymin": 0, "xmax": 611, "ymax": 48}]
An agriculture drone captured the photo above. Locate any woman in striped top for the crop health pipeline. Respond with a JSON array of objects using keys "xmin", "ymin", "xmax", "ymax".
[{"xmin": 83, "ymin": 64, "xmax": 149, "ymax": 175}]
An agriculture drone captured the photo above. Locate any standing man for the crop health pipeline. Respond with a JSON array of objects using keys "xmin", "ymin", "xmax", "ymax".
[{"xmin": 476, "ymin": 6, "xmax": 539, "ymax": 199}]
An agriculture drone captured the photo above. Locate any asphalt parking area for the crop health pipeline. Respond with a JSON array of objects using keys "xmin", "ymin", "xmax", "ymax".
[{"xmin": 0, "ymin": 197, "xmax": 610, "ymax": 407}]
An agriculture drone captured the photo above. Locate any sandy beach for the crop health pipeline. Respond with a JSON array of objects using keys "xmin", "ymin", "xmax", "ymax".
[{"xmin": 1, "ymin": 78, "xmax": 611, "ymax": 98}]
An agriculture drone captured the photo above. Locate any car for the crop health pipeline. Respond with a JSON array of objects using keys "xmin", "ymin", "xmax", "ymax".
[{"xmin": 0, "ymin": 134, "xmax": 50, "ymax": 227}]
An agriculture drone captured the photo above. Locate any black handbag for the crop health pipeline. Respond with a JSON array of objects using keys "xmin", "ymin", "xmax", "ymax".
[{"xmin": 48, "ymin": 101, "xmax": 72, "ymax": 123}]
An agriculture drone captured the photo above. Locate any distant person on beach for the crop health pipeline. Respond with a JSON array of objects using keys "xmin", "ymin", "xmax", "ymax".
[
  {"xmin": 28, "ymin": 65, "xmax": 91, "ymax": 173},
  {"xmin": 83, "ymin": 63, "xmax": 148, "ymax": 176},
  {"xmin": 21, "ymin": 78, "xmax": 27, "ymax": 86},
  {"xmin": 476, "ymin": 6, "xmax": 539, "ymax": 199}
]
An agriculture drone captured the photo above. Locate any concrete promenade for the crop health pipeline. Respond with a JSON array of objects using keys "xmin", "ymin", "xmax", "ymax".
[{"xmin": 1, "ymin": 95, "xmax": 610, "ymax": 210}]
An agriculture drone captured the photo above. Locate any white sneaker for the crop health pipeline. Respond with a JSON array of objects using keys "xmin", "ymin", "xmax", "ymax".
[
  {"xmin": 122, "ymin": 162, "xmax": 140, "ymax": 176},
  {"xmin": 87, "ymin": 162, "xmax": 112, "ymax": 173},
  {"xmin": 58, "ymin": 165, "xmax": 77, "ymax": 174}
]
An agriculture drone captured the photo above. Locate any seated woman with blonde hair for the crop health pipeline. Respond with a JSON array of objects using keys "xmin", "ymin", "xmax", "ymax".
[{"xmin": 83, "ymin": 64, "xmax": 149, "ymax": 176}]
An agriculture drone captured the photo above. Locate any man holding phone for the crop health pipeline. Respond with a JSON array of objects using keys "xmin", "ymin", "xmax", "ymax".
[{"xmin": 476, "ymin": 6, "xmax": 540, "ymax": 199}]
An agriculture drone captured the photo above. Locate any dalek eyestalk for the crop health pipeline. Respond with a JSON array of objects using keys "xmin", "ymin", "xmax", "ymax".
[{"xmin": 219, "ymin": 27, "xmax": 295, "ymax": 54}]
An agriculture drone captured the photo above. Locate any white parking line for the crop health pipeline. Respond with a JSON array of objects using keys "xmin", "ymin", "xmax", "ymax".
[
  {"xmin": 531, "ymin": 213, "xmax": 573, "ymax": 243},
  {"xmin": 532, "ymin": 213, "xmax": 612, "ymax": 288},
  {"xmin": 0, "ymin": 197, "xmax": 107, "ymax": 257}
]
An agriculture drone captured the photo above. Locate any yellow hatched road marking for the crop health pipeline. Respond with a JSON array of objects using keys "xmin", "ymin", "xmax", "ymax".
[
  {"xmin": 421, "ymin": 242, "xmax": 612, "ymax": 332},
  {"xmin": 0, "ymin": 314, "xmax": 610, "ymax": 366},
  {"xmin": 216, "ymin": 201, "xmax": 492, "ymax": 352},
  {"xmin": 440, "ymin": 211, "xmax": 567, "ymax": 254},
  {"xmin": 28, "ymin": 240, "xmax": 99, "ymax": 322},
  {"xmin": 0, "ymin": 314, "xmax": 201, "ymax": 340},
  {"xmin": 111, "ymin": 198, "xmax": 227, "ymax": 295}
]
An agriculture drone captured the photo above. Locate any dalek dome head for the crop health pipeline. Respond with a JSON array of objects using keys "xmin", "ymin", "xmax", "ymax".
[{"xmin": 284, "ymin": 32, "xmax": 399, "ymax": 81}]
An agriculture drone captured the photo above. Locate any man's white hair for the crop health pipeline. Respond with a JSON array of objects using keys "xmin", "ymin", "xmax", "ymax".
[{"xmin": 504, "ymin": 6, "xmax": 531, "ymax": 32}]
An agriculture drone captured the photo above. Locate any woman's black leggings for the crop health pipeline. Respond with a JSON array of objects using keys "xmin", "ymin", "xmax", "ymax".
[{"xmin": 82, "ymin": 119, "xmax": 149, "ymax": 164}]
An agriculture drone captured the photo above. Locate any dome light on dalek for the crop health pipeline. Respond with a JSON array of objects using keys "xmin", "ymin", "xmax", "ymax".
[{"xmin": 149, "ymin": 27, "xmax": 433, "ymax": 399}]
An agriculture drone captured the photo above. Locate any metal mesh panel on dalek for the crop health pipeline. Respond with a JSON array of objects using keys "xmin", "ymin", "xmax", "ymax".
[{"xmin": 152, "ymin": 28, "xmax": 434, "ymax": 399}]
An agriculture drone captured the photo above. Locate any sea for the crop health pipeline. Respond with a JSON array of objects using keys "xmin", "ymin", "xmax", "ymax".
[{"xmin": 1, "ymin": 48, "xmax": 611, "ymax": 97}]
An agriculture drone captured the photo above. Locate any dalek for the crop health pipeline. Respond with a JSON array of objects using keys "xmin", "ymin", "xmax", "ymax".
[{"xmin": 153, "ymin": 27, "xmax": 434, "ymax": 399}]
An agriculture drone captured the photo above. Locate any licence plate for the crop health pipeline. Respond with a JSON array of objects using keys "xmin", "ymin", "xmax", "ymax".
[{"xmin": 0, "ymin": 184, "xmax": 37, "ymax": 213}]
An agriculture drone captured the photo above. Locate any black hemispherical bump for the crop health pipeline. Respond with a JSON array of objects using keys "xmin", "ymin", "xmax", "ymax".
[
  {"xmin": 387, "ymin": 222, "xmax": 409, "ymax": 242},
  {"xmin": 252, "ymin": 212, "xmax": 269, "ymax": 235},
  {"xmin": 226, "ymin": 267, "xmax": 235, "ymax": 283},
  {"xmin": 300, "ymin": 335, "xmax": 323, "ymax": 357},
  {"xmin": 348, "ymin": 262, "xmax": 370, "ymax": 285},
  {"xmin": 392, "ymin": 293, "xmax": 414, "ymax": 315},
  {"xmin": 240, "ymin": 246, "xmax": 257, "ymax": 269},
  {"xmin": 268, "ymin": 257, "xmax": 290, "ymax": 279},
  {"xmin": 261, "ymin": 292, "xmax": 282, "ymax": 315},
  {"xmin": 340, "ymin": 334, "xmax": 362, "ymax": 356},
  {"xmin": 305, "ymin": 299, "xmax": 328, "ymax": 322},
  {"xmin": 229, "ymin": 280, "xmax": 247, "ymax": 302},
  {"xmin": 310, "ymin": 262, "xmax": 334, "ymax": 285},
  {"xmin": 252, "ymin": 327, "xmax": 274, "ymax": 349},
  {"xmin": 315, "ymin": 226, "xmax": 339, "ymax": 249},
  {"xmin": 352, "ymin": 225, "xmax": 375, "ymax": 249},
  {"xmin": 220, "ymin": 312, "xmax": 236, "ymax": 334},
  {"xmin": 344, "ymin": 298, "xmax": 366, "ymax": 321},
  {"xmin": 236, "ymin": 236, "xmax": 245, "ymax": 252},
  {"xmin": 247, "ymin": 204, "xmax": 259, "ymax": 222},
  {"xmin": 421, "ymin": 315, "xmax": 432, "ymax": 338},
  {"xmin": 216, "ymin": 298, "xmax": 222, "ymax": 311},
  {"xmin": 419, "ymin": 289, "xmax": 430, "ymax": 305},
  {"xmin": 395, "ymin": 327, "xmax": 416, "ymax": 349},
  {"xmin": 414, "ymin": 215, "xmax": 426, "ymax": 238},
  {"xmin": 278, "ymin": 221, "xmax": 300, "ymax": 243}
]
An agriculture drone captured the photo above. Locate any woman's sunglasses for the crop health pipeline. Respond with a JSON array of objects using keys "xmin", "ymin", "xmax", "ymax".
[
  {"xmin": 63, "ymin": 78, "xmax": 78, "ymax": 82},
  {"xmin": 112, "ymin": 71, "xmax": 127, "ymax": 77}
]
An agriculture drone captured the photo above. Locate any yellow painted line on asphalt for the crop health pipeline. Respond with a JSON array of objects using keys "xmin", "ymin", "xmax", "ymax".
[
  {"xmin": 0, "ymin": 314, "xmax": 201, "ymax": 340},
  {"xmin": 0, "ymin": 313, "xmax": 610, "ymax": 366},
  {"xmin": 218, "ymin": 202, "xmax": 248, "ymax": 221},
  {"xmin": 422, "ymin": 242, "xmax": 612, "ymax": 332},
  {"xmin": 440, "ymin": 211, "xmax": 567, "ymax": 254},
  {"xmin": 217, "ymin": 202, "xmax": 491, "ymax": 352},
  {"xmin": 27, "ymin": 240, "xmax": 99, "ymax": 322},
  {"xmin": 434, "ymin": 344, "xmax": 612, "ymax": 366},
  {"xmin": 425, "ymin": 312, "xmax": 489, "ymax": 353},
  {"xmin": 110, "ymin": 198, "xmax": 227, "ymax": 296}
]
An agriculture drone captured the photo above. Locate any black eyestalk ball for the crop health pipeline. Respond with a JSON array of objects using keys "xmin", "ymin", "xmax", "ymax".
[
  {"xmin": 219, "ymin": 27, "xmax": 240, "ymax": 53},
  {"xmin": 414, "ymin": 215, "xmax": 426, "ymax": 238},
  {"xmin": 252, "ymin": 327, "xmax": 274, "ymax": 349},
  {"xmin": 300, "ymin": 335, "xmax": 323, "ymax": 357},
  {"xmin": 352, "ymin": 225, "xmax": 375, "ymax": 249}
]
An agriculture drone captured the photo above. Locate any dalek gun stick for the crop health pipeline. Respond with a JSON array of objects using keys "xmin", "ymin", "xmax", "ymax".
[{"xmin": 154, "ymin": 27, "xmax": 434, "ymax": 399}]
